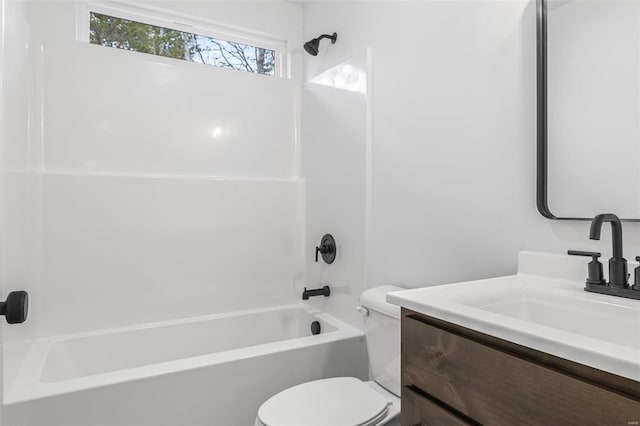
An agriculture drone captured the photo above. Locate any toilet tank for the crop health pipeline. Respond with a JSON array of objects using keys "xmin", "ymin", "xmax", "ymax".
[{"xmin": 359, "ymin": 285, "xmax": 403, "ymax": 397}]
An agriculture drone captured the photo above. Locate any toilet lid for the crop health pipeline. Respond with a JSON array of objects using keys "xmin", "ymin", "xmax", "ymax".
[{"xmin": 258, "ymin": 377, "xmax": 389, "ymax": 426}]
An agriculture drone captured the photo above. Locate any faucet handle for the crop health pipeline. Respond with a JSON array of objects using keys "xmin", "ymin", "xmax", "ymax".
[
  {"xmin": 315, "ymin": 234, "xmax": 336, "ymax": 264},
  {"xmin": 568, "ymin": 250, "xmax": 601, "ymax": 260},
  {"xmin": 568, "ymin": 250, "xmax": 606, "ymax": 285}
]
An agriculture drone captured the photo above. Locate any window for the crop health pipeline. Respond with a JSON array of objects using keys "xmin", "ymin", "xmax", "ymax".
[{"xmin": 87, "ymin": 10, "xmax": 280, "ymax": 76}]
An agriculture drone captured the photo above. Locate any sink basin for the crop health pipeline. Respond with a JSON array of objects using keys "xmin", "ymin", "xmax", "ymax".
[
  {"xmin": 456, "ymin": 275, "xmax": 639, "ymax": 349},
  {"xmin": 387, "ymin": 252, "xmax": 640, "ymax": 381}
]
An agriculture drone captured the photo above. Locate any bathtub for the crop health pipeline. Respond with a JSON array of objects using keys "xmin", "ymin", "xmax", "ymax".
[{"xmin": 4, "ymin": 304, "xmax": 368, "ymax": 426}]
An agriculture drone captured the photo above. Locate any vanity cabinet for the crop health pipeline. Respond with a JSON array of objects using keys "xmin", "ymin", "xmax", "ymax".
[{"xmin": 401, "ymin": 308, "xmax": 640, "ymax": 425}]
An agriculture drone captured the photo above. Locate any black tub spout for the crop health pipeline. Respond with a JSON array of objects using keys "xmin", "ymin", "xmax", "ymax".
[{"xmin": 302, "ymin": 286, "xmax": 331, "ymax": 300}]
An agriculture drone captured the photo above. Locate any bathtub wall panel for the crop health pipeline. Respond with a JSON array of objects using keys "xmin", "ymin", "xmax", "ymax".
[
  {"xmin": 0, "ymin": 0, "xmax": 43, "ymax": 400},
  {"xmin": 7, "ymin": 0, "xmax": 306, "ymax": 336},
  {"xmin": 1, "ymin": 174, "xmax": 42, "ymax": 389},
  {"xmin": 39, "ymin": 43, "xmax": 297, "ymax": 177},
  {"xmin": 25, "ymin": 0, "xmax": 300, "ymax": 177},
  {"xmin": 302, "ymin": 51, "xmax": 371, "ymax": 329},
  {"xmin": 39, "ymin": 174, "xmax": 300, "ymax": 337}
]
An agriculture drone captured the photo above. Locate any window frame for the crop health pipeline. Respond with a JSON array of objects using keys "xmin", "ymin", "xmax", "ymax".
[{"xmin": 77, "ymin": 1, "xmax": 288, "ymax": 78}]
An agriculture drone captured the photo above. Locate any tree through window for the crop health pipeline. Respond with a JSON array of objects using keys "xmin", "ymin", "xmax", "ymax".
[{"xmin": 89, "ymin": 12, "xmax": 277, "ymax": 76}]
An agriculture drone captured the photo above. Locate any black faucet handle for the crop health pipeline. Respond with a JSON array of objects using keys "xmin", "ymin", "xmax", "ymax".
[
  {"xmin": 568, "ymin": 250, "xmax": 602, "ymax": 260},
  {"xmin": 315, "ymin": 245, "xmax": 327, "ymax": 262},
  {"xmin": 315, "ymin": 234, "xmax": 336, "ymax": 264},
  {"xmin": 568, "ymin": 250, "xmax": 606, "ymax": 286}
]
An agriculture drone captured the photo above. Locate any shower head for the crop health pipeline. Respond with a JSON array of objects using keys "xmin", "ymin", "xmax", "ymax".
[{"xmin": 303, "ymin": 32, "xmax": 337, "ymax": 56}]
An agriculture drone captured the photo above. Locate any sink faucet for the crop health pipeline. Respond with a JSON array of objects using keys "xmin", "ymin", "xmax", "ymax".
[
  {"xmin": 569, "ymin": 213, "xmax": 638, "ymax": 300},
  {"xmin": 589, "ymin": 213, "xmax": 628, "ymax": 289}
]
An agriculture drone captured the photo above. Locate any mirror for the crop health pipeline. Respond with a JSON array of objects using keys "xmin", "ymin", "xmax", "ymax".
[{"xmin": 537, "ymin": 0, "xmax": 640, "ymax": 221}]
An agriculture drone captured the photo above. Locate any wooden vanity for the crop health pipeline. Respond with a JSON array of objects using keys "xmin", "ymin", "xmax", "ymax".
[{"xmin": 401, "ymin": 308, "xmax": 640, "ymax": 425}]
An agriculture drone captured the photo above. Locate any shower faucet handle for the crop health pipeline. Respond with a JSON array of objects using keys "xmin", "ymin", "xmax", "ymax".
[
  {"xmin": 315, "ymin": 234, "xmax": 336, "ymax": 264},
  {"xmin": 315, "ymin": 245, "xmax": 328, "ymax": 261}
]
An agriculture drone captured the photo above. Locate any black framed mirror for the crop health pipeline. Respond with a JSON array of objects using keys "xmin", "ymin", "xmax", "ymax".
[{"xmin": 536, "ymin": 0, "xmax": 640, "ymax": 222}]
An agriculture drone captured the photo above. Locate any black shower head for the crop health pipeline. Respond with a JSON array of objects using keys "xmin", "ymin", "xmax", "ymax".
[
  {"xmin": 303, "ymin": 39, "xmax": 320, "ymax": 56},
  {"xmin": 303, "ymin": 32, "xmax": 337, "ymax": 56}
]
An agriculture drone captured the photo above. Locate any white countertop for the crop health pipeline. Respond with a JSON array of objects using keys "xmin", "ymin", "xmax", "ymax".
[{"xmin": 387, "ymin": 251, "xmax": 640, "ymax": 381}]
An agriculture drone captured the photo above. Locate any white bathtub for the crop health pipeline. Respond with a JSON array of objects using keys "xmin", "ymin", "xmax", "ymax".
[{"xmin": 4, "ymin": 305, "xmax": 368, "ymax": 426}]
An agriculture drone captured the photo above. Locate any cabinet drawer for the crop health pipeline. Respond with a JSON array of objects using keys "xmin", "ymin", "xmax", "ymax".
[
  {"xmin": 402, "ymin": 310, "xmax": 640, "ymax": 425},
  {"xmin": 401, "ymin": 386, "xmax": 476, "ymax": 426}
]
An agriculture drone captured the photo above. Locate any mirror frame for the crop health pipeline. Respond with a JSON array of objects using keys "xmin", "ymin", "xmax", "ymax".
[{"xmin": 535, "ymin": 0, "xmax": 640, "ymax": 222}]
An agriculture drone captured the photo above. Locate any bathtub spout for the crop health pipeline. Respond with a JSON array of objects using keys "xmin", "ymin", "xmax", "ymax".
[{"xmin": 302, "ymin": 286, "xmax": 331, "ymax": 300}]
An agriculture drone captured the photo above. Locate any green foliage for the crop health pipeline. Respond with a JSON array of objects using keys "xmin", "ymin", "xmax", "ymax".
[
  {"xmin": 90, "ymin": 13, "xmax": 187, "ymax": 60},
  {"xmin": 89, "ymin": 12, "xmax": 276, "ymax": 75}
]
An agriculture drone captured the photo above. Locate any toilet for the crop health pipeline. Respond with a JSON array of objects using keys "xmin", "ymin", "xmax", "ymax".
[{"xmin": 255, "ymin": 285, "xmax": 403, "ymax": 426}]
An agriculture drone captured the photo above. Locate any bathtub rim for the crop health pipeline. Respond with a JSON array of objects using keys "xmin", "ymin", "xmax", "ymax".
[{"xmin": 5, "ymin": 303, "xmax": 364, "ymax": 405}]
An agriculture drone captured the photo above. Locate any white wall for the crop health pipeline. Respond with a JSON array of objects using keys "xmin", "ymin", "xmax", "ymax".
[
  {"xmin": 301, "ymin": 0, "xmax": 640, "ymax": 303},
  {"xmin": 2, "ymin": 0, "xmax": 305, "ymax": 395}
]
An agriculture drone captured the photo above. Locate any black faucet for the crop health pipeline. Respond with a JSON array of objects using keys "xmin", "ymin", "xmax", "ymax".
[
  {"xmin": 302, "ymin": 286, "xmax": 330, "ymax": 300},
  {"xmin": 589, "ymin": 213, "xmax": 627, "ymax": 289},
  {"xmin": 569, "ymin": 213, "xmax": 639, "ymax": 300}
]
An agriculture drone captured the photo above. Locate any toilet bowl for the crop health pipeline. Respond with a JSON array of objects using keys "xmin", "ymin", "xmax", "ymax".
[
  {"xmin": 255, "ymin": 377, "xmax": 400, "ymax": 426},
  {"xmin": 255, "ymin": 285, "xmax": 403, "ymax": 426}
]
